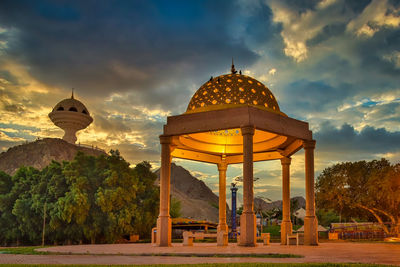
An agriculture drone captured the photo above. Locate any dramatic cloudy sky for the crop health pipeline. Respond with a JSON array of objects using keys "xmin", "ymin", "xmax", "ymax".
[{"xmin": 1, "ymin": 0, "xmax": 400, "ymax": 202}]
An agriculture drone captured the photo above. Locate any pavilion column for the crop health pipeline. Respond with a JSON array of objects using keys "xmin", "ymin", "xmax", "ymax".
[
  {"xmin": 303, "ymin": 140, "xmax": 318, "ymax": 245},
  {"xmin": 217, "ymin": 159, "xmax": 228, "ymax": 246},
  {"xmin": 239, "ymin": 125, "xmax": 256, "ymax": 246},
  {"xmin": 156, "ymin": 135, "xmax": 173, "ymax": 246},
  {"xmin": 280, "ymin": 156, "xmax": 293, "ymax": 245}
]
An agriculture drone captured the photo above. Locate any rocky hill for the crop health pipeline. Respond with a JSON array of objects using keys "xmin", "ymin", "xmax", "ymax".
[
  {"xmin": 0, "ymin": 138, "xmax": 107, "ymax": 175},
  {"xmin": 0, "ymin": 139, "xmax": 226, "ymax": 223},
  {"xmin": 0, "ymin": 138, "xmax": 304, "ymax": 223},
  {"xmin": 155, "ymin": 163, "xmax": 229, "ymax": 223}
]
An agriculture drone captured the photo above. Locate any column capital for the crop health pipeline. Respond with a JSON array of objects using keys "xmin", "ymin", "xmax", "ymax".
[
  {"xmin": 218, "ymin": 162, "xmax": 228, "ymax": 171},
  {"xmin": 303, "ymin": 139, "xmax": 316, "ymax": 150},
  {"xmin": 280, "ymin": 156, "xmax": 291, "ymax": 165},
  {"xmin": 159, "ymin": 135, "xmax": 172, "ymax": 144},
  {"xmin": 218, "ymin": 155, "xmax": 227, "ymax": 171},
  {"xmin": 241, "ymin": 125, "xmax": 255, "ymax": 136}
]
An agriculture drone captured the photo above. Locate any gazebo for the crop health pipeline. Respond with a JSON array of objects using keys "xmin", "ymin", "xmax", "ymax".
[{"xmin": 155, "ymin": 63, "xmax": 318, "ymax": 247}]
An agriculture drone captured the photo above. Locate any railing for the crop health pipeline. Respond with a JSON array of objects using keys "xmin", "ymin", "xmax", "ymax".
[
  {"xmin": 330, "ymin": 222, "xmax": 391, "ymax": 240},
  {"xmin": 76, "ymin": 142, "xmax": 106, "ymax": 153}
]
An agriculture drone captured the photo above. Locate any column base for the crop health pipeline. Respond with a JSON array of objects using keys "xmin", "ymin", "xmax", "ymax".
[
  {"xmin": 217, "ymin": 223, "xmax": 228, "ymax": 232},
  {"xmin": 217, "ymin": 223, "xmax": 228, "ymax": 246},
  {"xmin": 217, "ymin": 230, "xmax": 228, "ymax": 246},
  {"xmin": 156, "ymin": 215, "xmax": 172, "ymax": 247},
  {"xmin": 238, "ymin": 212, "xmax": 257, "ymax": 247},
  {"xmin": 304, "ymin": 216, "xmax": 318, "ymax": 245},
  {"xmin": 280, "ymin": 220, "xmax": 293, "ymax": 245}
]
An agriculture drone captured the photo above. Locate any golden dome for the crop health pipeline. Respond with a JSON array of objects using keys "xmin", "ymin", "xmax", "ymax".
[{"xmin": 186, "ymin": 73, "xmax": 284, "ymax": 115}]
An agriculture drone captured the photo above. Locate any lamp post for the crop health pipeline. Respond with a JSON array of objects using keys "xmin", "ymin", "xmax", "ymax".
[
  {"xmin": 41, "ymin": 181, "xmax": 50, "ymax": 247},
  {"xmin": 41, "ymin": 173, "xmax": 51, "ymax": 247},
  {"xmin": 42, "ymin": 201, "xmax": 47, "ymax": 246},
  {"xmin": 234, "ymin": 176, "xmax": 260, "ymax": 183},
  {"xmin": 230, "ymin": 183, "xmax": 238, "ymax": 238}
]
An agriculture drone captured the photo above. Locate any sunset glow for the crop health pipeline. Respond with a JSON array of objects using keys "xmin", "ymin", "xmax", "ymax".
[{"xmin": 1, "ymin": 0, "xmax": 399, "ymax": 201}]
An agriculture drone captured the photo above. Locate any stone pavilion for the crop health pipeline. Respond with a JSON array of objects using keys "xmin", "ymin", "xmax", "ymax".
[{"xmin": 156, "ymin": 63, "xmax": 318, "ymax": 247}]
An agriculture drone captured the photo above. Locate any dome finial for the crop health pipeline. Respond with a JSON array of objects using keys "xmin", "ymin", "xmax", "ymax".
[
  {"xmin": 71, "ymin": 88, "xmax": 74, "ymax": 99},
  {"xmin": 231, "ymin": 58, "xmax": 237, "ymax": 74}
]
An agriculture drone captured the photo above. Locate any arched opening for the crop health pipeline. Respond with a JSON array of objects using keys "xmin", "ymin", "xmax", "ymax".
[
  {"xmin": 82, "ymin": 109, "xmax": 88, "ymax": 114},
  {"xmin": 57, "ymin": 106, "xmax": 64, "ymax": 111},
  {"xmin": 69, "ymin": 107, "xmax": 78, "ymax": 112}
]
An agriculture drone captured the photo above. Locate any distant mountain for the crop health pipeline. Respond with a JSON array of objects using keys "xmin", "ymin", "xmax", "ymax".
[
  {"xmin": 254, "ymin": 196, "xmax": 306, "ymax": 211},
  {"xmin": 155, "ymin": 163, "xmax": 229, "ymax": 223},
  {"xmin": 0, "ymin": 138, "xmax": 107, "ymax": 175}
]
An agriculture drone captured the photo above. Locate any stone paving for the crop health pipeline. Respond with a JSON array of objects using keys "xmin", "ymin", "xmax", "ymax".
[{"xmin": 0, "ymin": 242, "xmax": 399, "ymax": 265}]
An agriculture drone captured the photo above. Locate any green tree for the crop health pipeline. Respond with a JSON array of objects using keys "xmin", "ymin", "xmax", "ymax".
[
  {"xmin": 254, "ymin": 197, "xmax": 271, "ymax": 233},
  {"xmin": 58, "ymin": 152, "xmax": 105, "ymax": 244},
  {"xmin": 39, "ymin": 161, "xmax": 69, "ymax": 245},
  {"xmin": 0, "ymin": 171, "xmax": 15, "ymax": 245},
  {"xmin": 11, "ymin": 166, "xmax": 44, "ymax": 244},
  {"xmin": 316, "ymin": 209, "xmax": 340, "ymax": 227},
  {"xmin": 290, "ymin": 198, "xmax": 299, "ymax": 225},
  {"xmin": 0, "ymin": 164, "xmax": 70, "ymax": 246},
  {"xmin": 0, "ymin": 151, "xmax": 160, "ymax": 245},
  {"xmin": 131, "ymin": 161, "xmax": 159, "ymax": 238},
  {"xmin": 0, "ymin": 171, "xmax": 12, "ymax": 194},
  {"xmin": 263, "ymin": 208, "xmax": 280, "ymax": 227},
  {"xmin": 170, "ymin": 197, "xmax": 182, "ymax": 218},
  {"xmin": 96, "ymin": 150, "xmax": 140, "ymax": 242},
  {"xmin": 316, "ymin": 159, "xmax": 400, "ymax": 236},
  {"xmin": 57, "ymin": 151, "xmax": 159, "ymax": 242},
  {"xmin": 237, "ymin": 204, "xmax": 243, "ymax": 215}
]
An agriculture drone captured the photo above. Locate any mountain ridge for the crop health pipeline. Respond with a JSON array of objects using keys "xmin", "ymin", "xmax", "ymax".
[
  {"xmin": 254, "ymin": 196, "xmax": 306, "ymax": 211},
  {"xmin": 155, "ymin": 163, "xmax": 227, "ymax": 223}
]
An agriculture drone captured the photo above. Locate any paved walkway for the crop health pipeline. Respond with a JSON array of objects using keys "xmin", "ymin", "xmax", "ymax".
[{"xmin": 0, "ymin": 242, "xmax": 399, "ymax": 265}]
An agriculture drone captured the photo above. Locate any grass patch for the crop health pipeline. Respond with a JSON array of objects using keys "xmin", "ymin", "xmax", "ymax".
[
  {"xmin": 262, "ymin": 225, "xmax": 282, "ymax": 237},
  {"xmin": 0, "ymin": 247, "xmax": 302, "ymax": 258},
  {"xmin": 0, "ymin": 246, "xmax": 49, "ymax": 255},
  {"xmin": 262, "ymin": 225, "xmax": 303, "ymax": 238},
  {"xmin": 0, "ymin": 263, "xmax": 394, "ymax": 266}
]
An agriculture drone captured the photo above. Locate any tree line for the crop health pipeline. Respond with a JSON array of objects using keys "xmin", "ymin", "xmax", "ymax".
[
  {"xmin": 0, "ymin": 150, "xmax": 159, "ymax": 246},
  {"xmin": 1, "ymin": 152, "xmax": 398, "ymax": 245},
  {"xmin": 316, "ymin": 158, "xmax": 400, "ymax": 237},
  {"xmin": 240, "ymin": 158, "xmax": 399, "ymax": 237}
]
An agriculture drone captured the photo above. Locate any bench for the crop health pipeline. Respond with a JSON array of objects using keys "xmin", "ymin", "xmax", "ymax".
[
  {"xmin": 287, "ymin": 233, "xmax": 299, "ymax": 246},
  {"xmin": 261, "ymin": 233, "xmax": 270, "ymax": 245},
  {"xmin": 183, "ymin": 231, "xmax": 228, "ymax": 246}
]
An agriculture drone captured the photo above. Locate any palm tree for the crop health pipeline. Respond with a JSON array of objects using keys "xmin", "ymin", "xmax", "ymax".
[{"xmin": 254, "ymin": 196, "xmax": 272, "ymax": 234}]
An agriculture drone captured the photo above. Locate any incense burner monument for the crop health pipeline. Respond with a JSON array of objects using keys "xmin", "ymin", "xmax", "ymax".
[{"xmin": 48, "ymin": 92, "xmax": 93, "ymax": 144}]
